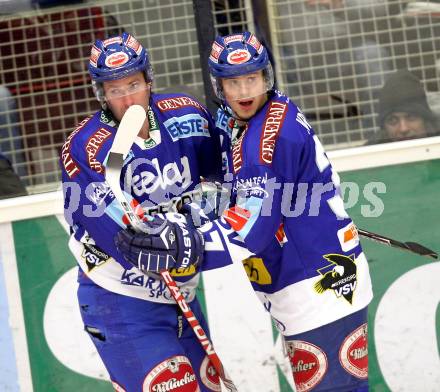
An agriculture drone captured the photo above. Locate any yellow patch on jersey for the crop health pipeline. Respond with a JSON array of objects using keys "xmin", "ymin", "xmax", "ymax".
[
  {"xmin": 169, "ymin": 265, "xmax": 197, "ymax": 277},
  {"xmin": 242, "ymin": 257, "xmax": 272, "ymax": 285}
]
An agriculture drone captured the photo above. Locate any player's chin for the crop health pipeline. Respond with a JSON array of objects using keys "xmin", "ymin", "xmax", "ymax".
[{"xmin": 235, "ymin": 110, "xmax": 254, "ymax": 121}]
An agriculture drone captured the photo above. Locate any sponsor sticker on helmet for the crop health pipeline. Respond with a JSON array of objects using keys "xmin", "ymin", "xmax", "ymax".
[
  {"xmin": 288, "ymin": 340, "xmax": 328, "ymax": 392},
  {"xmin": 143, "ymin": 355, "xmax": 198, "ymax": 391},
  {"xmin": 246, "ymin": 34, "xmax": 263, "ymax": 54},
  {"xmin": 126, "ymin": 34, "xmax": 143, "ymax": 55},
  {"xmin": 199, "ymin": 357, "xmax": 221, "ymax": 391},
  {"xmin": 90, "ymin": 45, "xmax": 101, "ymax": 67},
  {"xmin": 105, "ymin": 52, "xmax": 130, "ymax": 68},
  {"xmin": 209, "ymin": 41, "xmax": 224, "ymax": 64},
  {"xmin": 339, "ymin": 323, "xmax": 368, "ymax": 379},
  {"xmin": 103, "ymin": 36, "xmax": 123, "ymax": 47},
  {"xmin": 227, "ymin": 49, "xmax": 251, "ymax": 65},
  {"xmin": 224, "ymin": 34, "xmax": 244, "ymax": 45}
]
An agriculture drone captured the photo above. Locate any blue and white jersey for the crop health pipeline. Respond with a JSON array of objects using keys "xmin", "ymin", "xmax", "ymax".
[
  {"xmin": 61, "ymin": 92, "xmax": 222, "ymax": 304},
  {"xmin": 202, "ymin": 91, "xmax": 373, "ymax": 335}
]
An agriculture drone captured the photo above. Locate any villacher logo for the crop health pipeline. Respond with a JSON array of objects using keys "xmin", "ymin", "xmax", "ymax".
[
  {"xmin": 143, "ymin": 355, "xmax": 198, "ymax": 392},
  {"xmin": 339, "ymin": 323, "xmax": 368, "ymax": 379},
  {"xmin": 288, "ymin": 340, "xmax": 328, "ymax": 392}
]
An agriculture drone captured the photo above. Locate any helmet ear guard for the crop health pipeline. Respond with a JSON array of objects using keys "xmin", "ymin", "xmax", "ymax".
[{"xmin": 91, "ymin": 80, "xmax": 107, "ymax": 109}]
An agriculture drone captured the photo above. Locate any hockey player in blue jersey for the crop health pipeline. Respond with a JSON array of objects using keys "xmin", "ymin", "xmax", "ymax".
[
  {"xmin": 60, "ymin": 32, "xmax": 223, "ymax": 391},
  {"xmin": 119, "ymin": 32, "xmax": 374, "ymax": 391},
  {"xmin": 206, "ymin": 31, "xmax": 373, "ymax": 391}
]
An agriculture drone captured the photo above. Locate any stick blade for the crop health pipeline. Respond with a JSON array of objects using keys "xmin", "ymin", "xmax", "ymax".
[
  {"xmin": 358, "ymin": 228, "xmax": 438, "ymax": 260},
  {"xmin": 110, "ymin": 104, "xmax": 146, "ymax": 156},
  {"xmin": 405, "ymin": 242, "xmax": 438, "ymax": 259}
]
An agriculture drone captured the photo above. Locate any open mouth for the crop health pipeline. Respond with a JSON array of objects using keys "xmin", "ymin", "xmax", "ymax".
[{"xmin": 238, "ymin": 99, "xmax": 253, "ymax": 108}]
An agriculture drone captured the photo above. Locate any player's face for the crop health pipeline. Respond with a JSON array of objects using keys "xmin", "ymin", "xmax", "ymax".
[
  {"xmin": 103, "ymin": 72, "xmax": 150, "ymax": 122},
  {"xmin": 384, "ymin": 112, "xmax": 427, "ymax": 141},
  {"xmin": 222, "ymin": 71, "xmax": 268, "ymax": 120}
]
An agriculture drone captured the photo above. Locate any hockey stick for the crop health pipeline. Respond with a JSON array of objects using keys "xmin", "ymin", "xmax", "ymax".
[
  {"xmin": 105, "ymin": 105, "xmax": 238, "ymax": 391},
  {"xmin": 358, "ymin": 228, "xmax": 438, "ymax": 260}
]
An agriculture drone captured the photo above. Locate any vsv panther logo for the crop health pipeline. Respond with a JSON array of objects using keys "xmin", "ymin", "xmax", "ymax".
[
  {"xmin": 314, "ymin": 253, "xmax": 358, "ymax": 304},
  {"xmin": 129, "ymin": 156, "xmax": 192, "ymax": 197}
]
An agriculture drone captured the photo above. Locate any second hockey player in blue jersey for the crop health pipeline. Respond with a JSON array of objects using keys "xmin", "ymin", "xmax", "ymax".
[
  {"xmin": 207, "ymin": 31, "xmax": 373, "ymax": 392},
  {"xmin": 120, "ymin": 32, "xmax": 374, "ymax": 391}
]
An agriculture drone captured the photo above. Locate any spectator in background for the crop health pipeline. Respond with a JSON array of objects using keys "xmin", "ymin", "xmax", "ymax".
[
  {"xmin": 373, "ymin": 69, "xmax": 439, "ymax": 143},
  {"xmin": 0, "ymin": 153, "xmax": 27, "ymax": 199},
  {"xmin": 272, "ymin": 0, "xmax": 391, "ymax": 142}
]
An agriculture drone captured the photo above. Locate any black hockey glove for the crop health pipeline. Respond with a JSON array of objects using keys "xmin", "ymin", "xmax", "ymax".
[{"xmin": 114, "ymin": 216, "xmax": 204, "ymax": 273}]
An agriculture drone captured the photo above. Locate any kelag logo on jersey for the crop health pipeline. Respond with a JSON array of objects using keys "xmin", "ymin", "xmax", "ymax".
[
  {"xmin": 314, "ymin": 254, "xmax": 358, "ymax": 304},
  {"xmin": 163, "ymin": 114, "xmax": 209, "ymax": 141},
  {"xmin": 130, "ymin": 156, "xmax": 192, "ymax": 199}
]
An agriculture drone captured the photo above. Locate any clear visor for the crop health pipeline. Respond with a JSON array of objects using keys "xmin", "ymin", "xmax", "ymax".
[
  {"xmin": 103, "ymin": 81, "xmax": 151, "ymax": 100},
  {"xmin": 211, "ymin": 64, "xmax": 274, "ymax": 101}
]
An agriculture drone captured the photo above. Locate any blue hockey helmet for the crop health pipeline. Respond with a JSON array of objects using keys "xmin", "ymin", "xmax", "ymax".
[
  {"xmin": 208, "ymin": 32, "xmax": 274, "ymax": 100},
  {"xmin": 88, "ymin": 32, "xmax": 153, "ymax": 106}
]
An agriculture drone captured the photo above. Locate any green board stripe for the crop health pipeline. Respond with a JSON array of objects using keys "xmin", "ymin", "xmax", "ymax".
[{"xmin": 13, "ymin": 216, "xmax": 110, "ymax": 391}]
